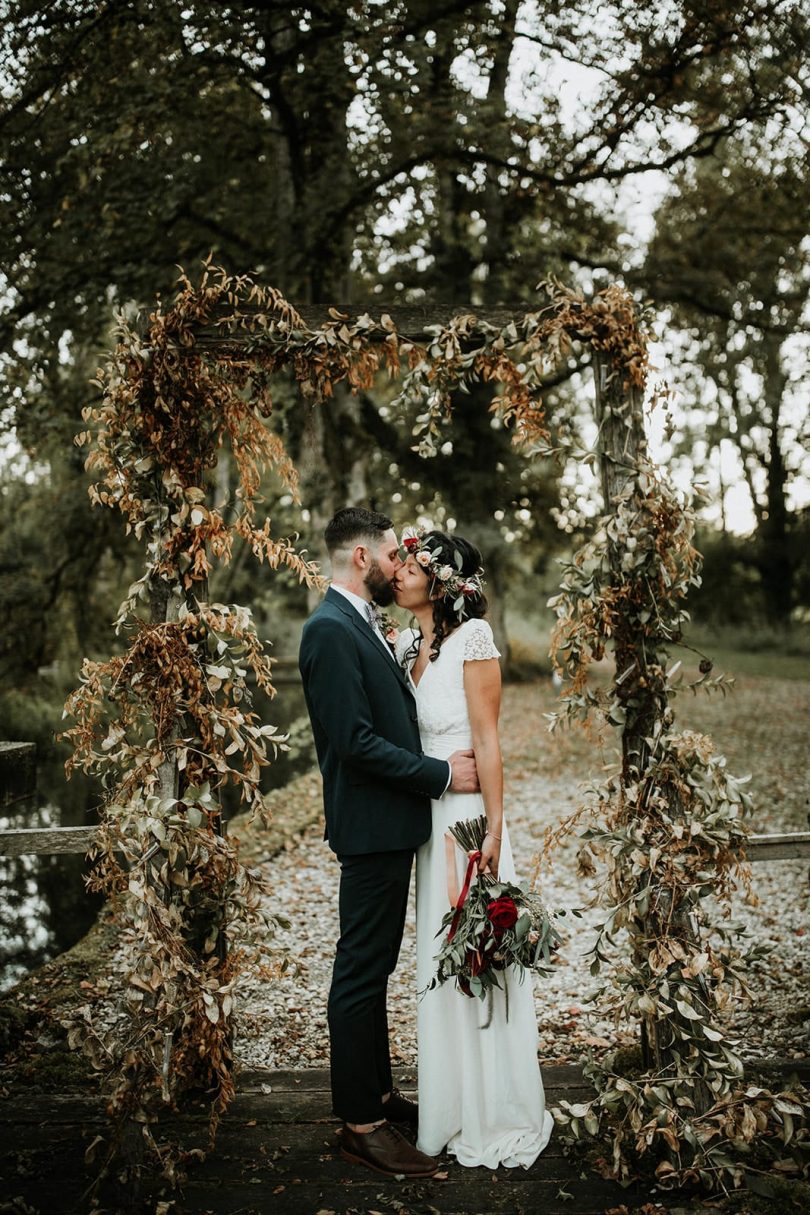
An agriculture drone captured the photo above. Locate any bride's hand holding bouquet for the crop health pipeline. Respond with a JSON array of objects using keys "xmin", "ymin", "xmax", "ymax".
[{"xmin": 427, "ymin": 815, "xmax": 561, "ymax": 1013}]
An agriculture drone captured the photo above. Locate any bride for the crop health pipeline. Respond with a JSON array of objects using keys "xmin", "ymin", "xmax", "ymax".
[{"xmin": 394, "ymin": 528, "xmax": 554, "ymax": 1168}]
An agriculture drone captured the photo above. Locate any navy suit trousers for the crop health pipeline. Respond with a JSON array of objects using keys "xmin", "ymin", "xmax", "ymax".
[{"xmin": 328, "ymin": 847, "xmax": 415, "ymax": 1123}]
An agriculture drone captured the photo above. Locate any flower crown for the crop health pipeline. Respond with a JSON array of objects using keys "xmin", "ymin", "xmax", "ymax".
[{"xmin": 400, "ymin": 526, "xmax": 485, "ymax": 621}]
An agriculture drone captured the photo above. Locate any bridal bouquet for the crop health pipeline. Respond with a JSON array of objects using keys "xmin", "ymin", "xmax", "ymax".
[{"xmin": 428, "ymin": 816, "xmax": 561, "ymax": 1015}]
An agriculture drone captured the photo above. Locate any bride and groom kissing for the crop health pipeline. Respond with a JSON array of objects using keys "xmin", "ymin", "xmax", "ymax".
[{"xmin": 298, "ymin": 506, "xmax": 553, "ymax": 1179}]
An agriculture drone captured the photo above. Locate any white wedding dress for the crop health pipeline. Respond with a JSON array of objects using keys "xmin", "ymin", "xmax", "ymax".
[{"xmin": 397, "ymin": 619, "xmax": 554, "ymax": 1167}]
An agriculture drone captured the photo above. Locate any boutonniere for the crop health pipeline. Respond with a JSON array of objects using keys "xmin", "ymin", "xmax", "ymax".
[{"xmin": 377, "ymin": 611, "xmax": 400, "ymax": 649}]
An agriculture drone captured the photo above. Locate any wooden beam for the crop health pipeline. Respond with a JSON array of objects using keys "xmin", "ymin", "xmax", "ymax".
[
  {"xmin": 743, "ymin": 831, "xmax": 810, "ymax": 862},
  {"xmin": 2, "ymin": 1061, "xmax": 807, "ymax": 1214},
  {"xmin": 0, "ymin": 825, "xmax": 103, "ymax": 857},
  {"xmin": 191, "ymin": 302, "xmax": 536, "ymax": 346}
]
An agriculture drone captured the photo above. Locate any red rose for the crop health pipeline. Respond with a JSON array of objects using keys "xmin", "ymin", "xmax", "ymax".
[
  {"xmin": 403, "ymin": 536, "xmax": 420, "ymax": 550},
  {"xmin": 486, "ymin": 895, "xmax": 519, "ymax": 934}
]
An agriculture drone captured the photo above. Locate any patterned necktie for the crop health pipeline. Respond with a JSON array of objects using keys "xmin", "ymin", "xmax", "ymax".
[{"xmin": 366, "ymin": 602, "xmax": 383, "ymax": 630}]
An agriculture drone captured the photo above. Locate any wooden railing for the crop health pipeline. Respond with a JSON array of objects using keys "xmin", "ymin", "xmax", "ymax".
[
  {"xmin": 2, "ymin": 742, "xmax": 809, "ymax": 861},
  {"xmin": 3, "ymin": 823, "xmax": 809, "ymax": 859}
]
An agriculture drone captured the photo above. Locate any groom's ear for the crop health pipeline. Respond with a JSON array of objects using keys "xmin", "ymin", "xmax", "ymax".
[{"xmin": 352, "ymin": 543, "xmax": 369, "ymax": 570}]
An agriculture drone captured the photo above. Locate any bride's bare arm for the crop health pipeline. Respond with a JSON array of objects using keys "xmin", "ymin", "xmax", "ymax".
[{"xmin": 464, "ymin": 656, "xmax": 503, "ymax": 877}]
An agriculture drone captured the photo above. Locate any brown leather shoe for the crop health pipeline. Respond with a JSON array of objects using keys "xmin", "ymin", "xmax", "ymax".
[
  {"xmin": 382, "ymin": 1088, "xmax": 418, "ymax": 1126},
  {"xmin": 340, "ymin": 1121, "xmax": 439, "ymax": 1177}
]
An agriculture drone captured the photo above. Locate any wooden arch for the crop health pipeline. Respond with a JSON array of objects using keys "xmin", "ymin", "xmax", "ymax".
[{"xmin": 52, "ymin": 267, "xmax": 786, "ymax": 1191}]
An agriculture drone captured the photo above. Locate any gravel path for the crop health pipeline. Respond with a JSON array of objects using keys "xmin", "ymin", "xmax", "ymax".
[{"xmin": 234, "ymin": 681, "xmax": 809, "ymax": 1074}]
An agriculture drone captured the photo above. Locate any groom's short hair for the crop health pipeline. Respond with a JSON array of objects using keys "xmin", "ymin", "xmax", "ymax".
[{"xmin": 325, "ymin": 506, "xmax": 393, "ymax": 556}]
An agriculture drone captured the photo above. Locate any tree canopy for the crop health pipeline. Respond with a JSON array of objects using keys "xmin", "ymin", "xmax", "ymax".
[
  {"xmin": 3, "ymin": 1, "xmax": 804, "ymax": 379},
  {"xmin": 1, "ymin": 0, "xmax": 807, "ymax": 684},
  {"xmin": 645, "ymin": 147, "xmax": 809, "ymax": 621}
]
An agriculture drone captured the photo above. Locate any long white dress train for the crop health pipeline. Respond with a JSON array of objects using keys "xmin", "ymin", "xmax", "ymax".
[{"xmin": 397, "ymin": 619, "xmax": 554, "ymax": 1168}]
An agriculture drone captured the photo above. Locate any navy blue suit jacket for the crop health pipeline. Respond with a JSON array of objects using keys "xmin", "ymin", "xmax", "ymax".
[{"xmin": 298, "ymin": 587, "xmax": 449, "ymax": 855}]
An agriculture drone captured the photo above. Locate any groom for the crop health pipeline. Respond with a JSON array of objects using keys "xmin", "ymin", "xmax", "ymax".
[{"xmin": 298, "ymin": 506, "xmax": 479, "ymax": 1177}]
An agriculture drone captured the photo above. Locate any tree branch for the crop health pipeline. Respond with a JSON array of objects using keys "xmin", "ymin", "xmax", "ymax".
[{"xmin": 1, "ymin": 0, "xmax": 140, "ymax": 135}]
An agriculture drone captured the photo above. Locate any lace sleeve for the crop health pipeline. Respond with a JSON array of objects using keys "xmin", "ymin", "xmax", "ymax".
[{"xmin": 462, "ymin": 619, "xmax": 501, "ymax": 662}]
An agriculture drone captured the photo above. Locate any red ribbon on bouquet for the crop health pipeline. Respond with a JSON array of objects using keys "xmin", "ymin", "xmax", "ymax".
[{"xmin": 447, "ymin": 849, "xmax": 482, "ymax": 943}]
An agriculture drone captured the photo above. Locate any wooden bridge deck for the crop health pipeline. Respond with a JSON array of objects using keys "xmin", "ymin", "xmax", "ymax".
[
  {"xmin": 1, "ymin": 1064, "xmax": 662, "ymax": 1215},
  {"xmin": 4, "ymin": 1060, "xmax": 807, "ymax": 1213}
]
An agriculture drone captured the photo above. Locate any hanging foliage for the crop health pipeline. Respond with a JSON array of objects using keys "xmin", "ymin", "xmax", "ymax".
[{"xmin": 392, "ymin": 278, "xmax": 649, "ymax": 459}]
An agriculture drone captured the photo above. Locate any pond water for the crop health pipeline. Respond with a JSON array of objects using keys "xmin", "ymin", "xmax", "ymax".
[
  {"xmin": 0, "ymin": 681, "xmax": 312, "ymax": 990},
  {"xmin": 0, "ymin": 783, "xmax": 105, "ymax": 990}
]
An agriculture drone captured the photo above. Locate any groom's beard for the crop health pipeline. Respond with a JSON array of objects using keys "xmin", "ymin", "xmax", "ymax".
[{"xmin": 364, "ymin": 559, "xmax": 395, "ymax": 607}]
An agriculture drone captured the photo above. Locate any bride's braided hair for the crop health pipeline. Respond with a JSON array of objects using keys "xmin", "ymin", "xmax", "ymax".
[{"xmin": 405, "ymin": 531, "xmax": 488, "ymax": 664}]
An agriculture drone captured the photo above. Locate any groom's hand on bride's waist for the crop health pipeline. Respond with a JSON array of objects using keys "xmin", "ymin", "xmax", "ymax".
[{"xmin": 448, "ymin": 749, "xmax": 480, "ymax": 793}]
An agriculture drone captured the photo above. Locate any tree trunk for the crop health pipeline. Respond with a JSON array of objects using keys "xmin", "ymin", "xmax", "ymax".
[
  {"xmin": 758, "ymin": 338, "xmax": 793, "ymax": 627},
  {"xmin": 481, "ymin": 0, "xmax": 519, "ymax": 307},
  {"xmin": 265, "ymin": 12, "xmax": 355, "ymax": 302},
  {"xmin": 429, "ymin": 42, "xmax": 476, "ymax": 301},
  {"xmin": 479, "ymin": 538, "xmax": 510, "ymax": 671},
  {"xmin": 298, "ymin": 385, "xmax": 374, "ymax": 607},
  {"xmin": 260, "ymin": 8, "xmax": 363, "ymax": 567}
]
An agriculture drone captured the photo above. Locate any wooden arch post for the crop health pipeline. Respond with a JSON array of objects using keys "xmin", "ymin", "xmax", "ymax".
[{"xmin": 592, "ymin": 352, "xmax": 711, "ymax": 1107}]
